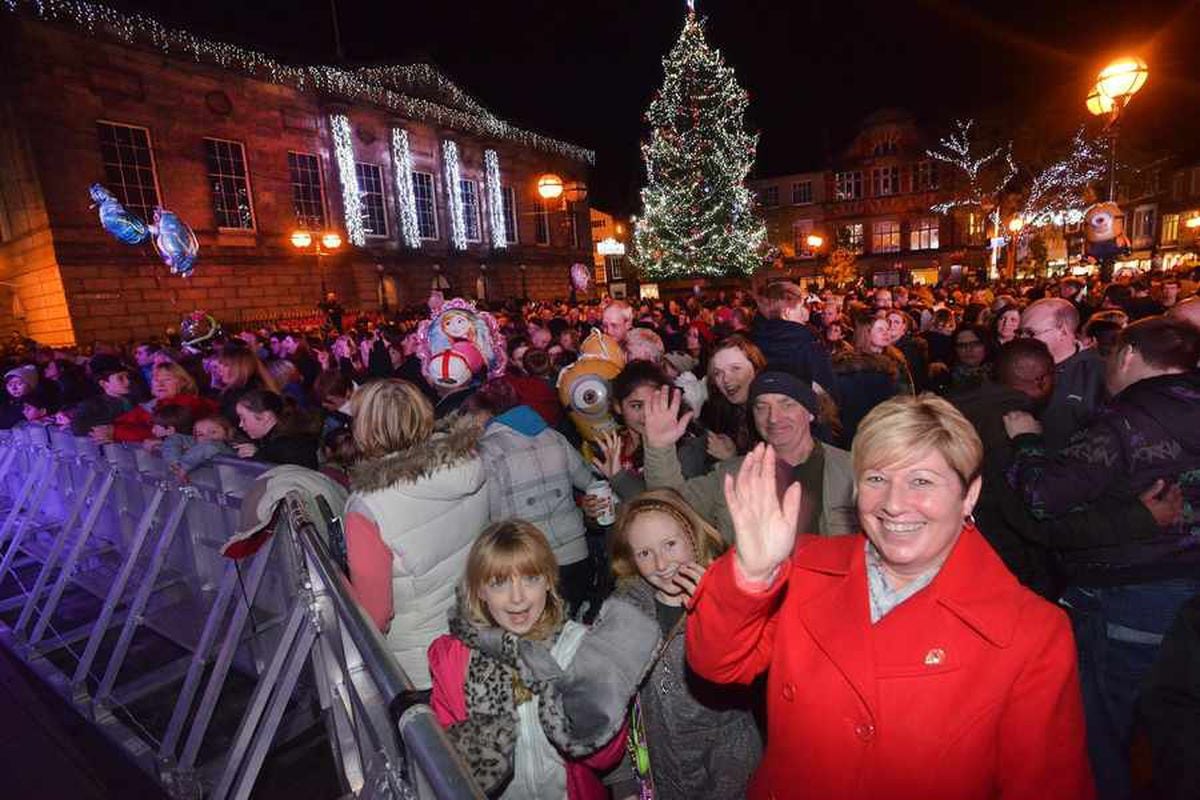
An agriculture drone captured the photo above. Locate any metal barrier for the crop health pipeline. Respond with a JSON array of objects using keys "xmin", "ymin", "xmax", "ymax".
[{"xmin": 0, "ymin": 425, "xmax": 482, "ymax": 800}]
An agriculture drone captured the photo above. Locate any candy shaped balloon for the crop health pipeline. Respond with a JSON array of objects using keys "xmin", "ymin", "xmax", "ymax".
[
  {"xmin": 152, "ymin": 208, "xmax": 200, "ymax": 277},
  {"xmin": 89, "ymin": 183, "xmax": 149, "ymax": 245},
  {"xmin": 180, "ymin": 310, "xmax": 220, "ymax": 349},
  {"xmin": 570, "ymin": 262, "xmax": 592, "ymax": 292}
]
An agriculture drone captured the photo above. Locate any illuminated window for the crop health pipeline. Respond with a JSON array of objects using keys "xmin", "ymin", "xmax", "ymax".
[
  {"xmin": 412, "ymin": 171, "xmax": 438, "ymax": 239},
  {"xmin": 872, "ymin": 220, "xmax": 901, "ymax": 253},
  {"xmin": 1161, "ymin": 213, "xmax": 1179, "ymax": 244},
  {"xmin": 835, "ymin": 171, "xmax": 863, "ymax": 200},
  {"xmin": 204, "ymin": 138, "xmax": 255, "ymax": 230},
  {"xmin": 460, "ymin": 179, "xmax": 481, "ymax": 242},
  {"xmin": 287, "ymin": 151, "xmax": 326, "ymax": 230},
  {"xmin": 535, "ymin": 199, "xmax": 550, "ymax": 245},
  {"xmin": 502, "ymin": 186, "xmax": 518, "ymax": 244},
  {"xmin": 871, "ymin": 166, "xmax": 899, "ymax": 197},
  {"xmin": 910, "ymin": 217, "xmax": 939, "ymax": 250},
  {"xmin": 838, "ymin": 222, "xmax": 864, "ymax": 253},
  {"xmin": 793, "ymin": 219, "xmax": 815, "ymax": 257},
  {"xmin": 354, "ymin": 162, "xmax": 388, "ymax": 237}
]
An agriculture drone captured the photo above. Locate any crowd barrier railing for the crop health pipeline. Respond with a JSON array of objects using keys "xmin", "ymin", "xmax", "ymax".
[{"xmin": 0, "ymin": 426, "xmax": 482, "ymax": 800}]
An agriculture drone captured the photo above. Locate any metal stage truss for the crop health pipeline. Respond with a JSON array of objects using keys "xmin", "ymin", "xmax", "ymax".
[{"xmin": 0, "ymin": 426, "xmax": 482, "ymax": 800}]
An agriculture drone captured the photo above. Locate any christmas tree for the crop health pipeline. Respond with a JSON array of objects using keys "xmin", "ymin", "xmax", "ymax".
[{"xmin": 633, "ymin": 8, "xmax": 766, "ymax": 280}]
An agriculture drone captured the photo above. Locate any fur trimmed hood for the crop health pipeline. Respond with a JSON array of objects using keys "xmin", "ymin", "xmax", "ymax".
[
  {"xmin": 832, "ymin": 349, "xmax": 899, "ymax": 378},
  {"xmin": 349, "ymin": 412, "xmax": 483, "ymax": 493}
]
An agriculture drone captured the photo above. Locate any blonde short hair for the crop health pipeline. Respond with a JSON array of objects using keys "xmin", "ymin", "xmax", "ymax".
[
  {"xmin": 610, "ymin": 489, "xmax": 727, "ymax": 581},
  {"xmin": 350, "ymin": 379, "xmax": 433, "ymax": 459},
  {"xmin": 153, "ymin": 361, "xmax": 198, "ymax": 396},
  {"xmin": 852, "ymin": 394, "xmax": 983, "ymax": 488},
  {"xmin": 460, "ymin": 519, "xmax": 564, "ymax": 640}
]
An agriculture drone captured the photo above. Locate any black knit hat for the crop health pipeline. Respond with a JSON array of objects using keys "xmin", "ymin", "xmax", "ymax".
[{"xmin": 748, "ymin": 370, "xmax": 819, "ymax": 417}]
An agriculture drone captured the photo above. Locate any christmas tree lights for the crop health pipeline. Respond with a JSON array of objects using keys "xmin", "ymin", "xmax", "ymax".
[
  {"xmin": 5, "ymin": 0, "xmax": 593, "ymax": 164},
  {"xmin": 442, "ymin": 140, "xmax": 467, "ymax": 250},
  {"xmin": 391, "ymin": 128, "xmax": 422, "ymax": 248},
  {"xmin": 484, "ymin": 149, "xmax": 507, "ymax": 250},
  {"xmin": 633, "ymin": 10, "xmax": 767, "ymax": 279},
  {"xmin": 329, "ymin": 113, "xmax": 365, "ymax": 246}
]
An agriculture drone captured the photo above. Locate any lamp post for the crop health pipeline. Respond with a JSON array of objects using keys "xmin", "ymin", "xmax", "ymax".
[
  {"xmin": 1005, "ymin": 217, "xmax": 1024, "ymax": 280},
  {"xmin": 1087, "ymin": 56, "xmax": 1149, "ymax": 203},
  {"xmin": 289, "ymin": 230, "xmax": 343, "ymax": 298}
]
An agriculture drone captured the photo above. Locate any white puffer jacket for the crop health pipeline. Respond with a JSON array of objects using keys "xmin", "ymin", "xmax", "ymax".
[{"xmin": 348, "ymin": 415, "xmax": 489, "ymax": 689}]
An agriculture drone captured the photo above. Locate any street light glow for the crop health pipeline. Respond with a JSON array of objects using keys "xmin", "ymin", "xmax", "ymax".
[
  {"xmin": 1086, "ymin": 86, "xmax": 1114, "ymax": 117},
  {"xmin": 289, "ymin": 230, "xmax": 312, "ymax": 249},
  {"xmin": 537, "ymin": 173, "xmax": 564, "ymax": 199},
  {"xmin": 321, "ymin": 232, "xmax": 343, "ymax": 250},
  {"xmin": 1007, "ymin": 217, "xmax": 1024, "ymax": 233},
  {"xmin": 1095, "ymin": 56, "xmax": 1149, "ymax": 102},
  {"xmin": 806, "ymin": 234, "xmax": 824, "ymax": 249}
]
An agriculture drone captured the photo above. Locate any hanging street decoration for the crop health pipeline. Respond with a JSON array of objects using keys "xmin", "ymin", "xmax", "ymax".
[
  {"xmin": 329, "ymin": 113, "xmax": 366, "ymax": 247},
  {"xmin": 633, "ymin": 8, "xmax": 767, "ymax": 279},
  {"xmin": 442, "ymin": 140, "xmax": 468, "ymax": 250},
  {"xmin": 4, "ymin": 0, "xmax": 592, "ymax": 164},
  {"xmin": 391, "ymin": 127, "xmax": 423, "ymax": 248},
  {"xmin": 484, "ymin": 150, "xmax": 508, "ymax": 250}
]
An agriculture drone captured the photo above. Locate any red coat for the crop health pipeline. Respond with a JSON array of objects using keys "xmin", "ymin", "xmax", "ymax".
[
  {"xmin": 112, "ymin": 395, "xmax": 219, "ymax": 443},
  {"xmin": 686, "ymin": 526, "xmax": 1094, "ymax": 800}
]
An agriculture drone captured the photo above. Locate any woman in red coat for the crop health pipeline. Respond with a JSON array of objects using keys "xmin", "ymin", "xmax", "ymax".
[{"xmin": 684, "ymin": 395, "xmax": 1094, "ymax": 800}]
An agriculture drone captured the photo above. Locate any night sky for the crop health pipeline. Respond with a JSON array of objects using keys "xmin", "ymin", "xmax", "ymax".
[{"xmin": 111, "ymin": 0, "xmax": 1200, "ymax": 215}]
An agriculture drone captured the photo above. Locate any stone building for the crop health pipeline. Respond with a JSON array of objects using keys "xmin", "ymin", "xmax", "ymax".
[
  {"xmin": 751, "ymin": 110, "xmax": 989, "ymax": 287},
  {"xmin": 0, "ymin": 1, "xmax": 593, "ymax": 346}
]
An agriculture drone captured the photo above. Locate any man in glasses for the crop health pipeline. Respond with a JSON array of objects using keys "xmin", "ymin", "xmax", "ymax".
[{"xmin": 1017, "ymin": 298, "xmax": 1105, "ymax": 451}]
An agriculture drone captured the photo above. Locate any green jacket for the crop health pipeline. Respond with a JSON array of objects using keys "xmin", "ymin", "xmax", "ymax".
[{"xmin": 643, "ymin": 441, "xmax": 859, "ymax": 542}]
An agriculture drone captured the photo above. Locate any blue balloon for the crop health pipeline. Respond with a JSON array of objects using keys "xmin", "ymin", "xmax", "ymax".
[
  {"xmin": 152, "ymin": 208, "xmax": 199, "ymax": 277},
  {"xmin": 89, "ymin": 183, "xmax": 149, "ymax": 245}
]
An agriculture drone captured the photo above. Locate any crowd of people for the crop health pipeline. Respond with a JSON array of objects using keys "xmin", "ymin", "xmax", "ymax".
[{"xmin": 2, "ymin": 266, "xmax": 1200, "ymax": 799}]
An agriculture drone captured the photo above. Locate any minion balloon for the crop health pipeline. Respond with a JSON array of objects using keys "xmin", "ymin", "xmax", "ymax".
[
  {"xmin": 1084, "ymin": 202, "xmax": 1131, "ymax": 263},
  {"xmin": 556, "ymin": 330, "xmax": 625, "ymax": 444}
]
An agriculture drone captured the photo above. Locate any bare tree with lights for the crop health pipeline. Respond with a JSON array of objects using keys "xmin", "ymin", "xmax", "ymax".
[
  {"xmin": 633, "ymin": 8, "xmax": 767, "ymax": 280},
  {"xmin": 927, "ymin": 119, "xmax": 1018, "ymax": 276}
]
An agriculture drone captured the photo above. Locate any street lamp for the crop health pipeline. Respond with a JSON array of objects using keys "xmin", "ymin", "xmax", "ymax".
[
  {"xmin": 806, "ymin": 234, "xmax": 825, "ymax": 251},
  {"xmin": 1088, "ymin": 56, "xmax": 1149, "ymax": 202},
  {"xmin": 537, "ymin": 174, "xmax": 564, "ymax": 200},
  {"xmin": 289, "ymin": 229, "xmax": 343, "ymax": 297}
]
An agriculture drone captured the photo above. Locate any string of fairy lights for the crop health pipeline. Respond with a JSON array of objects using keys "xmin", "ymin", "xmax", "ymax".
[
  {"xmin": 390, "ymin": 128, "xmax": 423, "ymax": 248},
  {"xmin": 328, "ymin": 114, "xmax": 366, "ymax": 247},
  {"xmin": 484, "ymin": 150, "xmax": 508, "ymax": 250},
  {"xmin": 4, "ymin": 0, "xmax": 594, "ymax": 164},
  {"xmin": 441, "ymin": 140, "xmax": 468, "ymax": 251}
]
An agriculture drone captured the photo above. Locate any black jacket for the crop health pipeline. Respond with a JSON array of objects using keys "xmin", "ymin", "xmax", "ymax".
[
  {"xmin": 953, "ymin": 380, "xmax": 1160, "ymax": 599},
  {"xmin": 1041, "ymin": 345, "xmax": 1105, "ymax": 452},
  {"xmin": 254, "ymin": 428, "xmax": 319, "ymax": 470},
  {"xmin": 1011, "ymin": 370, "xmax": 1200, "ymax": 585},
  {"xmin": 1140, "ymin": 593, "xmax": 1200, "ymax": 800},
  {"xmin": 71, "ymin": 394, "xmax": 134, "ymax": 435},
  {"xmin": 831, "ymin": 351, "xmax": 898, "ymax": 449},
  {"xmin": 750, "ymin": 316, "xmax": 837, "ymax": 398}
]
